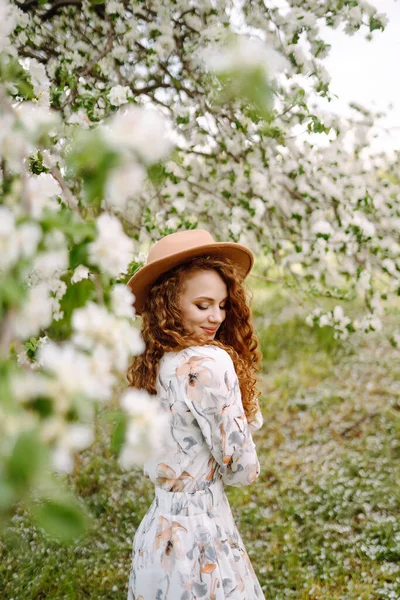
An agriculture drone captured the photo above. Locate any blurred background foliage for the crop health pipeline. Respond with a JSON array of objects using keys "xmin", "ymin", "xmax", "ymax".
[{"xmin": 1, "ymin": 268, "xmax": 400, "ymax": 599}]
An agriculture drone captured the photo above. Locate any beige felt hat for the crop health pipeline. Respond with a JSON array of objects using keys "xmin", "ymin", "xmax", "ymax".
[{"xmin": 127, "ymin": 229, "xmax": 254, "ymax": 315}]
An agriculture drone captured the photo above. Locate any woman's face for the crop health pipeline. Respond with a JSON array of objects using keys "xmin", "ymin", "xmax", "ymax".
[{"xmin": 178, "ymin": 269, "xmax": 228, "ymax": 341}]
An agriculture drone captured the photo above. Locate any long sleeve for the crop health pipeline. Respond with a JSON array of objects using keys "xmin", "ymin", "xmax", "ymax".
[
  {"xmin": 248, "ymin": 397, "xmax": 264, "ymax": 432},
  {"xmin": 176, "ymin": 346, "xmax": 261, "ymax": 488}
]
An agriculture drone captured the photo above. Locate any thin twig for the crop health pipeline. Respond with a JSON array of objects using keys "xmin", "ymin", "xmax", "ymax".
[
  {"xmin": 0, "ymin": 310, "xmax": 16, "ymax": 359},
  {"xmin": 340, "ymin": 410, "xmax": 381, "ymax": 437},
  {"xmin": 42, "ymin": 0, "xmax": 82, "ymax": 20},
  {"xmin": 49, "ymin": 166, "xmax": 80, "ymax": 211},
  {"xmin": 249, "ymin": 273, "xmax": 285, "ymax": 285}
]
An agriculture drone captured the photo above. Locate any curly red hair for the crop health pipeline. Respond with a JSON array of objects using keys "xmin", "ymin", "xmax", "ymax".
[{"xmin": 126, "ymin": 255, "xmax": 262, "ymax": 423}]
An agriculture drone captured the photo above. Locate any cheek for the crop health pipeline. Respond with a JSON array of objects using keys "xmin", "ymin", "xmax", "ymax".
[
  {"xmin": 180, "ymin": 305, "xmax": 201, "ymax": 328},
  {"xmin": 189, "ymin": 307, "xmax": 204, "ymax": 324}
]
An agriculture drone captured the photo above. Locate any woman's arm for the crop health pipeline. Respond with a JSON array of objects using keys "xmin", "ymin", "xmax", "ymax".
[{"xmin": 176, "ymin": 346, "xmax": 261, "ymax": 487}]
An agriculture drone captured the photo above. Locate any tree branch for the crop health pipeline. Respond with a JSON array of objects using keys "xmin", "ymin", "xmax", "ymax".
[
  {"xmin": 49, "ymin": 166, "xmax": 80, "ymax": 212},
  {"xmin": 43, "ymin": 0, "xmax": 82, "ymax": 20}
]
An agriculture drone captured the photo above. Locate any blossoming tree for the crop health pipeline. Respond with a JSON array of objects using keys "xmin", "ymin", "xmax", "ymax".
[{"xmin": 1, "ymin": 0, "xmax": 398, "ymax": 539}]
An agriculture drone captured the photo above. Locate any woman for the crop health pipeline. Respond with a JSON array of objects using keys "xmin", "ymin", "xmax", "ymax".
[{"xmin": 125, "ymin": 229, "xmax": 265, "ymax": 600}]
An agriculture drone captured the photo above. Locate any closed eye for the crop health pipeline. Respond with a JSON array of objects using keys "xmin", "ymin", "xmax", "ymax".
[{"xmin": 196, "ymin": 305, "xmax": 227, "ymax": 311}]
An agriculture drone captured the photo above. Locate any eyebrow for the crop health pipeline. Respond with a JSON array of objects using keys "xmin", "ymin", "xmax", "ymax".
[{"xmin": 194, "ymin": 296, "xmax": 228, "ymax": 302}]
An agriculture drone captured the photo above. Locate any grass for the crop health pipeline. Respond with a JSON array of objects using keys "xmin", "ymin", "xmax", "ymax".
[{"xmin": 1, "ymin": 284, "xmax": 400, "ymax": 599}]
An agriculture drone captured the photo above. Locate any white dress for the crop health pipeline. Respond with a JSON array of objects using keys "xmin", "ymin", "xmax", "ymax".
[{"xmin": 127, "ymin": 344, "xmax": 265, "ymax": 600}]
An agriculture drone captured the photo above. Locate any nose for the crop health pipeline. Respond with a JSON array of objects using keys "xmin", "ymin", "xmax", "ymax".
[{"xmin": 208, "ymin": 306, "xmax": 224, "ymax": 324}]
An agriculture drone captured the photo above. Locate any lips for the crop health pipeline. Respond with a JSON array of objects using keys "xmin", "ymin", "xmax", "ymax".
[{"xmin": 201, "ymin": 327, "xmax": 218, "ymax": 334}]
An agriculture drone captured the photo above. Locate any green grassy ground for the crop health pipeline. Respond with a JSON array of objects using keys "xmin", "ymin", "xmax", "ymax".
[{"xmin": 1, "ymin": 283, "xmax": 400, "ymax": 599}]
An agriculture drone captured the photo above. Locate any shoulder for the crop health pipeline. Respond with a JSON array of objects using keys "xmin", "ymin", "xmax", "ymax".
[
  {"xmin": 161, "ymin": 345, "xmax": 235, "ymax": 369},
  {"xmin": 183, "ymin": 344, "xmax": 233, "ymax": 363},
  {"xmin": 173, "ymin": 345, "xmax": 235, "ymax": 376},
  {"xmin": 172, "ymin": 345, "xmax": 238, "ymax": 392}
]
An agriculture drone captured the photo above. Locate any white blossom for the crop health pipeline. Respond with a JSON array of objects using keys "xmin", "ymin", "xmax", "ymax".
[
  {"xmin": 26, "ymin": 173, "xmax": 62, "ymax": 219},
  {"xmin": 88, "ymin": 213, "xmax": 134, "ymax": 277},
  {"xmin": 38, "ymin": 341, "xmax": 116, "ymax": 405},
  {"xmin": 31, "ymin": 249, "xmax": 69, "ymax": 280},
  {"xmin": 15, "ymin": 102, "xmax": 60, "ymax": 135},
  {"xmin": 108, "ymin": 84, "xmax": 132, "ymax": 106},
  {"xmin": 250, "ymin": 198, "xmax": 266, "ymax": 218},
  {"xmin": 119, "ymin": 388, "xmax": 169, "ymax": 469},
  {"xmin": 382, "ymin": 258, "xmax": 397, "ymax": 276},
  {"xmin": 0, "ymin": 113, "xmax": 29, "ymax": 168},
  {"xmin": 351, "ymin": 213, "xmax": 376, "ymax": 238},
  {"xmin": 22, "ymin": 58, "xmax": 51, "ymax": 106},
  {"xmin": 0, "ymin": 0, "xmax": 17, "ymax": 53},
  {"xmin": 312, "ymin": 220, "xmax": 334, "ymax": 237},
  {"xmin": 319, "ymin": 314, "xmax": 332, "ymax": 327},
  {"xmin": 17, "ymin": 335, "xmax": 49, "ymax": 370},
  {"xmin": 105, "ymin": 162, "xmax": 146, "ymax": 212},
  {"xmin": 51, "ymin": 422, "xmax": 95, "ymax": 473},
  {"xmin": 356, "ymin": 270, "xmax": 371, "ymax": 293},
  {"xmin": 16, "ymin": 221, "xmax": 41, "ymax": 259},
  {"xmin": 348, "ymin": 6, "xmax": 363, "ymax": 24},
  {"xmin": 61, "ymin": 422, "xmax": 94, "ymax": 451},
  {"xmin": 203, "ymin": 35, "xmax": 289, "ymax": 79},
  {"xmin": 166, "ymin": 215, "xmax": 178, "ymax": 229},
  {"xmin": 71, "ymin": 301, "xmax": 144, "ymax": 370},
  {"xmin": 67, "ymin": 108, "xmax": 93, "ymax": 128},
  {"xmin": 105, "ymin": 0, "xmax": 125, "ymax": 15},
  {"xmin": 12, "ymin": 282, "xmax": 54, "ymax": 339},
  {"xmin": 0, "ymin": 206, "xmax": 19, "ymax": 270},
  {"xmin": 353, "ymin": 313, "xmax": 383, "ymax": 333},
  {"xmin": 71, "ymin": 264, "xmax": 90, "ymax": 283},
  {"xmin": 72, "ymin": 302, "xmax": 117, "ymax": 350},
  {"xmin": 229, "ymin": 222, "xmax": 242, "ymax": 236},
  {"xmin": 134, "ymin": 251, "xmax": 147, "ymax": 264},
  {"xmin": 51, "ymin": 446, "xmax": 74, "ymax": 474},
  {"xmin": 172, "ymin": 198, "xmax": 187, "ymax": 213},
  {"xmin": 110, "ymin": 284, "xmax": 136, "ymax": 319},
  {"xmin": 11, "ymin": 371, "xmax": 51, "ymax": 402},
  {"xmin": 106, "ymin": 105, "xmax": 172, "ymax": 163}
]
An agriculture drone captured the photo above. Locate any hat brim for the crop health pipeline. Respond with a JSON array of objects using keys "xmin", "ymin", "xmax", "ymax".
[{"xmin": 127, "ymin": 242, "xmax": 254, "ymax": 315}]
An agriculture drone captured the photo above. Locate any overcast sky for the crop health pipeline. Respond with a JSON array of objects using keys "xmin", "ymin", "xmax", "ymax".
[{"xmin": 321, "ymin": 0, "xmax": 400, "ymax": 152}]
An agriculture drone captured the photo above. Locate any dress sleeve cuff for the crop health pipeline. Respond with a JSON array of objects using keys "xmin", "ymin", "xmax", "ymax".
[{"xmin": 248, "ymin": 409, "xmax": 263, "ymax": 432}]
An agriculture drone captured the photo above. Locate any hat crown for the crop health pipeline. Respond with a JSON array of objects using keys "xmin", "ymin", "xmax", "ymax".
[{"xmin": 147, "ymin": 229, "xmax": 215, "ymax": 264}]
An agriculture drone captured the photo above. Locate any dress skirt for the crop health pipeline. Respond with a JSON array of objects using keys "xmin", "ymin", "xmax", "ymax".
[{"xmin": 127, "ymin": 478, "xmax": 265, "ymax": 599}]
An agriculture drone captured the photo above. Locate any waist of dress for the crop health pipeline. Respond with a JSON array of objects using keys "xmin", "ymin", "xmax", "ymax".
[{"xmin": 154, "ymin": 479, "xmax": 225, "ymax": 517}]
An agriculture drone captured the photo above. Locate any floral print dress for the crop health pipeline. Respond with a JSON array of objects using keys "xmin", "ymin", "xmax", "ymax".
[{"xmin": 127, "ymin": 344, "xmax": 265, "ymax": 600}]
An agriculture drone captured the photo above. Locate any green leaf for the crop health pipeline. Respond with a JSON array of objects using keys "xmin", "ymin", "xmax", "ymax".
[
  {"xmin": 148, "ymin": 162, "xmax": 167, "ymax": 186},
  {"xmin": 215, "ymin": 65, "xmax": 274, "ymax": 122},
  {"xmin": 369, "ymin": 16, "xmax": 386, "ymax": 32},
  {"xmin": 0, "ymin": 360, "xmax": 13, "ymax": 411},
  {"xmin": 176, "ymin": 115, "xmax": 190, "ymax": 125},
  {"xmin": 7, "ymin": 430, "xmax": 48, "ymax": 491},
  {"xmin": 29, "ymin": 152, "xmax": 50, "ymax": 175},
  {"xmin": 46, "ymin": 277, "xmax": 94, "ymax": 341},
  {"xmin": 0, "ymin": 56, "xmax": 34, "ymax": 100},
  {"xmin": 0, "ymin": 276, "xmax": 27, "ymax": 308},
  {"xmin": 69, "ymin": 243, "xmax": 90, "ymax": 270},
  {"xmin": 0, "ymin": 478, "xmax": 16, "ymax": 511},
  {"xmin": 110, "ymin": 412, "xmax": 128, "ymax": 455},
  {"xmin": 40, "ymin": 207, "xmax": 94, "ymax": 241},
  {"xmin": 32, "ymin": 497, "xmax": 90, "ymax": 543},
  {"xmin": 66, "ymin": 130, "xmax": 120, "ymax": 208},
  {"xmin": 30, "ymin": 396, "xmax": 54, "ymax": 418}
]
